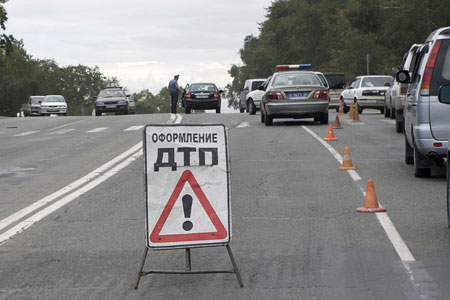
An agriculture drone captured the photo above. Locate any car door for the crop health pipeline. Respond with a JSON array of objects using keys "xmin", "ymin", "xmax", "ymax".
[
  {"xmin": 240, "ymin": 81, "xmax": 250, "ymax": 108},
  {"xmin": 342, "ymin": 79, "xmax": 357, "ymax": 103}
]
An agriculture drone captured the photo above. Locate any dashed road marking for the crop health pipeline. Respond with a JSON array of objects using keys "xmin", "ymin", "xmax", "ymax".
[
  {"xmin": 124, "ymin": 125, "xmax": 144, "ymax": 131},
  {"xmin": 237, "ymin": 122, "xmax": 250, "ymax": 128},
  {"xmin": 48, "ymin": 129, "xmax": 75, "ymax": 135},
  {"xmin": 48, "ymin": 120, "xmax": 84, "ymax": 131},
  {"xmin": 14, "ymin": 131, "xmax": 40, "ymax": 137},
  {"xmin": 86, "ymin": 127, "xmax": 108, "ymax": 133}
]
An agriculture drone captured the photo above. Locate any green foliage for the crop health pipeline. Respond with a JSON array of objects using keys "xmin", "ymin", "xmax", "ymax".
[
  {"xmin": 227, "ymin": 0, "xmax": 450, "ymax": 108},
  {"xmin": 135, "ymin": 87, "xmax": 185, "ymax": 114}
]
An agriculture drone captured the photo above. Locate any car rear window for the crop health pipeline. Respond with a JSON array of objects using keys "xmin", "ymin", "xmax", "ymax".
[
  {"xmin": 361, "ymin": 76, "xmax": 393, "ymax": 87},
  {"xmin": 190, "ymin": 84, "xmax": 216, "ymax": 92},
  {"xmin": 251, "ymin": 81, "xmax": 264, "ymax": 91},
  {"xmin": 431, "ymin": 39, "xmax": 450, "ymax": 96},
  {"xmin": 272, "ymin": 73, "xmax": 321, "ymax": 87},
  {"xmin": 324, "ymin": 74, "xmax": 346, "ymax": 89}
]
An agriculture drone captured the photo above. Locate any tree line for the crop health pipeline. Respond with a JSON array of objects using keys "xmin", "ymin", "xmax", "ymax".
[{"xmin": 225, "ymin": 0, "xmax": 450, "ymax": 108}]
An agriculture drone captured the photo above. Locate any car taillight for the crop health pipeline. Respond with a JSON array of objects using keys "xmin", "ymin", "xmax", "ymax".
[
  {"xmin": 421, "ymin": 40, "xmax": 442, "ymax": 96},
  {"xmin": 362, "ymin": 90, "xmax": 378, "ymax": 96},
  {"xmin": 186, "ymin": 92, "xmax": 191, "ymax": 99},
  {"xmin": 213, "ymin": 92, "xmax": 219, "ymax": 99},
  {"xmin": 312, "ymin": 90, "xmax": 328, "ymax": 99},
  {"xmin": 400, "ymin": 84, "xmax": 408, "ymax": 95},
  {"xmin": 267, "ymin": 91, "xmax": 284, "ymax": 100}
]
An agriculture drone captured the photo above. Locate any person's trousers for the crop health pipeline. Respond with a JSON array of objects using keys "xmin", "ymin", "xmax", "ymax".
[{"xmin": 170, "ymin": 92, "xmax": 178, "ymax": 113}]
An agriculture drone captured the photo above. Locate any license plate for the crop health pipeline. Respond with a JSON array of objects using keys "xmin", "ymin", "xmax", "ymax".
[
  {"xmin": 196, "ymin": 95, "xmax": 209, "ymax": 99},
  {"xmin": 287, "ymin": 92, "xmax": 308, "ymax": 98},
  {"xmin": 106, "ymin": 104, "xmax": 116, "ymax": 108}
]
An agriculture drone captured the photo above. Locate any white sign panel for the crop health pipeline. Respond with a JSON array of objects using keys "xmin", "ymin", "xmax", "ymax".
[{"xmin": 144, "ymin": 124, "xmax": 230, "ymax": 248}]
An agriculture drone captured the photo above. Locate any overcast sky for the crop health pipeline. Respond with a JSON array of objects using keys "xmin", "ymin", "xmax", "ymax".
[{"xmin": 4, "ymin": 0, "xmax": 273, "ymax": 94}]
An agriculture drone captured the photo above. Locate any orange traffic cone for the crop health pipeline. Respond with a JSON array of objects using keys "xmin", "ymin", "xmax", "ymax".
[
  {"xmin": 348, "ymin": 103, "xmax": 354, "ymax": 119},
  {"xmin": 323, "ymin": 124, "xmax": 338, "ymax": 141},
  {"xmin": 357, "ymin": 180, "xmax": 387, "ymax": 213},
  {"xmin": 333, "ymin": 115, "xmax": 343, "ymax": 129},
  {"xmin": 353, "ymin": 103, "xmax": 361, "ymax": 122},
  {"xmin": 339, "ymin": 147, "xmax": 355, "ymax": 170},
  {"xmin": 338, "ymin": 100, "xmax": 344, "ymax": 115}
]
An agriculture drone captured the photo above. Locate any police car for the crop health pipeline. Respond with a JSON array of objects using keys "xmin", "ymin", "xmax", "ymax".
[{"xmin": 260, "ymin": 64, "xmax": 329, "ymax": 126}]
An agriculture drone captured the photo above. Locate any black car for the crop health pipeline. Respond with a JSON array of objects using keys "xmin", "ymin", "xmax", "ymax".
[
  {"xmin": 181, "ymin": 83, "xmax": 223, "ymax": 114},
  {"xmin": 95, "ymin": 87, "xmax": 135, "ymax": 116}
]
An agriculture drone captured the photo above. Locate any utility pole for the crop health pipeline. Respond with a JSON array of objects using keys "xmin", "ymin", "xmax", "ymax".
[{"xmin": 366, "ymin": 53, "xmax": 371, "ymax": 75}]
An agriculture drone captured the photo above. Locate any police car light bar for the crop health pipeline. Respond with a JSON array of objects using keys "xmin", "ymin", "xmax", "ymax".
[{"xmin": 276, "ymin": 64, "xmax": 312, "ymax": 71}]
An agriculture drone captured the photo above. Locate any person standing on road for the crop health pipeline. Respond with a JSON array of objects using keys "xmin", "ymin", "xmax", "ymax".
[{"xmin": 168, "ymin": 74, "xmax": 181, "ymax": 113}]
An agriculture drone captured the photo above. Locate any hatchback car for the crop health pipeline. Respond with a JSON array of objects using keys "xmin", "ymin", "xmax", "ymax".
[
  {"xmin": 341, "ymin": 75, "xmax": 393, "ymax": 114},
  {"xmin": 181, "ymin": 83, "xmax": 223, "ymax": 114},
  {"xmin": 95, "ymin": 87, "xmax": 135, "ymax": 116},
  {"xmin": 397, "ymin": 27, "xmax": 450, "ymax": 177},
  {"xmin": 260, "ymin": 65, "xmax": 329, "ymax": 126}
]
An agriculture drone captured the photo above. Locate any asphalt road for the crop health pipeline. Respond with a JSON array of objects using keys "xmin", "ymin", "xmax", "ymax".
[{"xmin": 1, "ymin": 111, "xmax": 449, "ymax": 299}]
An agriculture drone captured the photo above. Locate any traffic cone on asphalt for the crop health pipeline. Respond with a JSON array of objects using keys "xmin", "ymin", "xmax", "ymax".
[
  {"xmin": 333, "ymin": 115, "xmax": 343, "ymax": 129},
  {"xmin": 353, "ymin": 104, "xmax": 361, "ymax": 122},
  {"xmin": 323, "ymin": 124, "xmax": 338, "ymax": 141},
  {"xmin": 357, "ymin": 180, "xmax": 387, "ymax": 213},
  {"xmin": 339, "ymin": 147, "xmax": 355, "ymax": 170},
  {"xmin": 338, "ymin": 100, "xmax": 344, "ymax": 115},
  {"xmin": 348, "ymin": 103, "xmax": 354, "ymax": 119}
]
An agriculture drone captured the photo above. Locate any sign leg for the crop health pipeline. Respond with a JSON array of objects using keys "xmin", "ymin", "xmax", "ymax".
[
  {"xmin": 185, "ymin": 248, "xmax": 192, "ymax": 271},
  {"xmin": 226, "ymin": 245, "xmax": 244, "ymax": 288},
  {"xmin": 134, "ymin": 247, "xmax": 149, "ymax": 289}
]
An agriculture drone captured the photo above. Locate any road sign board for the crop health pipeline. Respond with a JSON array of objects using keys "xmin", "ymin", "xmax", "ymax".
[{"xmin": 144, "ymin": 124, "xmax": 230, "ymax": 248}]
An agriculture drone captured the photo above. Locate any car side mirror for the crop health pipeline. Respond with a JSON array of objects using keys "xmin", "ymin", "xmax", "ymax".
[
  {"xmin": 384, "ymin": 82, "xmax": 391, "ymax": 87},
  {"xmin": 396, "ymin": 70, "xmax": 411, "ymax": 84},
  {"xmin": 438, "ymin": 84, "xmax": 450, "ymax": 104},
  {"xmin": 258, "ymin": 85, "xmax": 265, "ymax": 91},
  {"xmin": 218, "ymin": 90, "xmax": 224, "ymax": 94}
]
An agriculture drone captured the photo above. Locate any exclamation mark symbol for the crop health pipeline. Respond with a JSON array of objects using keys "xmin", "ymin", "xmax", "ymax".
[{"xmin": 182, "ymin": 194, "xmax": 193, "ymax": 231}]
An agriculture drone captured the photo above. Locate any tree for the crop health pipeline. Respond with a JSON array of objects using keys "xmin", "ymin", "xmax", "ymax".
[{"xmin": 0, "ymin": 0, "xmax": 13, "ymax": 54}]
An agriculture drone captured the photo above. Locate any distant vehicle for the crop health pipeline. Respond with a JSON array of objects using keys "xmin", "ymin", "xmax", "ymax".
[
  {"xmin": 21, "ymin": 96, "xmax": 44, "ymax": 117},
  {"xmin": 397, "ymin": 27, "xmax": 450, "ymax": 177},
  {"xmin": 181, "ymin": 83, "xmax": 223, "ymax": 114},
  {"xmin": 341, "ymin": 75, "xmax": 393, "ymax": 114},
  {"xmin": 239, "ymin": 78, "xmax": 265, "ymax": 113},
  {"xmin": 95, "ymin": 87, "xmax": 135, "ymax": 116},
  {"xmin": 246, "ymin": 78, "xmax": 271, "ymax": 115},
  {"xmin": 260, "ymin": 64, "xmax": 329, "ymax": 126},
  {"xmin": 324, "ymin": 73, "xmax": 347, "ymax": 111},
  {"xmin": 40, "ymin": 95, "xmax": 68, "ymax": 116}
]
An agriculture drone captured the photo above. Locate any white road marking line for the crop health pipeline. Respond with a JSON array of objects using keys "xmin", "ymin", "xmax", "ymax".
[
  {"xmin": 175, "ymin": 114, "xmax": 182, "ymax": 124},
  {"xmin": 86, "ymin": 127, "xmax": 108, "ymax": 133},
  {"xmin": 48, "ymin": 120, "xmax": 84, "ymax": 131},
  {"xmin": 124, "ymin": 125, "xmax": 145, "ymax": 131},
  {"xmin": 48, "ymin": 129, "xmax": 75, "ymax": 135},
  {"xmin": 0, "ymin": 142, "xmax": 142, "ymax": 233},
  {"xmin": 302, "ymin": 125, "xmax": 416, "ymax": 262},
  {"xmin": 14, "ymin": 130, "xmax": 40, "ymax": 137},
  {"xmin": 0, "ymin": 150, "xmax": 142, "ymax": 245},
  {"xmin": 237, "ymin": 122, "xmax": 250, "ymax": 128}
]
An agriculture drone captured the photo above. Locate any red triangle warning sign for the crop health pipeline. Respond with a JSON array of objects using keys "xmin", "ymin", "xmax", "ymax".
[{"xmin": 149, "ymin": 170, "xmax": 227, "ymax": 243}]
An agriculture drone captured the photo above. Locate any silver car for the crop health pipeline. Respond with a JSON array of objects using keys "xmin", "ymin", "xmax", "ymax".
[
  {"xmin": 260, "ymin": 65, "xmax": 329, "ymax": 126},
  {"xmin": 397, "ymin": 27, "xmax": 450, "ymax": 177}
]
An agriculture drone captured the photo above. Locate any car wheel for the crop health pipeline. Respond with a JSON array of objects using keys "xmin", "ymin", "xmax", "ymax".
[
  {"xmin": 319, "ymin": 112, "xmax": 328, "ymax": 124},
  {"xmin": 248, "ymin": 99, "xmax": 256, "ymax": 115},
  {"xmin": 260, "ymin": 107, "xmax": 265, "ymax": 123},
  {"xmin": 396, "ymin": 120, "xmax": 403, "ymax": 133},
  {"xmin": 343, "ymin": 103, "xmax": 349, "ymax": 114},
  {"xmin": 384, "ymin": 103, "xmax": 390, "ymax": 117},
  {"xmin": 413, "ymin": 143, "xmax": 431, "ymax": 177},
  {"xmin": 380, "ymin": 107, "xmax": 384, "ymax": 114},
  {"xmin": 216, "ymin": 105, "xmax": 221, "ymax": 114},
  {"xmin": 264, "ymin": 109, "xmax": 273, "ymax": 126},
  {"xmin": 405, "ymin": 135, "xmax": 414, "ymax": 165},
  {"xmin": 185, "ymin": 106, "xmax": 191, "ymax": 114},
  {"xmin": 357, "ymin": 105, "xmax": 363, "ymax": 114},
  {"xmin": 239, "ymin": 103, "xmax": 244, "ymax": 113}
]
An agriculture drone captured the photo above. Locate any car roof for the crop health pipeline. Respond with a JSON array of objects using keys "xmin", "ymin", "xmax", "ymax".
[
  {"xmin": 425, "ymin": 26, "xmax": 450, "ymax": 42},
  {"xmin": 273, "ymin": 70, "xmax": 314, "ymax": 76}
]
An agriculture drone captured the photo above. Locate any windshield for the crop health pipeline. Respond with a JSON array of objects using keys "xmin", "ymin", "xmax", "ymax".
[
  {"xmin": 190, "ymin": 84, "xmax": 216, "ymax": 92},
  {"xmin": 324, "ymin": 74, "xmax": 346, "ymax": 89},
  {"xmin": 98, "ymin": 89, "xmax": 126, "ymax": 98},
  {"xmin": 30, "ymin": 97, "xmax": 44, "ymax": 104},
  {"xmin": 361, "ymin": 76, "xmax": 393, "ymax": 87},
  {"xmin": 273, "ymin": 73, "xmax": 321, "ymax": 87},
  {"xmin": 43, "ymin": 96, "xmax": 65, "ymax": 102}
]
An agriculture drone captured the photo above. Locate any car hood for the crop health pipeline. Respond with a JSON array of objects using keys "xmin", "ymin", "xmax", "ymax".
[{"xmin": 97, "ymin": 97, "xmax": 126, "ymax": 102}]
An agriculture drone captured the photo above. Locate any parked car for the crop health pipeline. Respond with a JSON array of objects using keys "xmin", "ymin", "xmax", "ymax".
[
  {"xmin": 324, "ymin": 73, "xmax": 347, "ymax": 111},
  {"xmin": 239, "ymin": 78, "xmax": 265, "ymax": 113},
  {"xmin": 95, "ymin": 87, "xmax": 135, "ymax": 116},
  {"xmin": 21, "ymin": 96, "xmax": 44, "ymax": 117},
  {"xmin": 260, "ymin": 64, "xmax": 329, "ymax": 126},
  {"xmin": 341, "ymin": 75, "xmax": 393, "ymax": 114},
  {"xmin": 181, "ymin": 83, "xmax": 223, "ymax": 114},
  {"xmin": 40, "ymin": 95, "xmax": 68, "ymax": 116},
  {"xmin": 389, "ymin": 44, "xmax": 423, "ymax": 133},
  {"xmin": 383, "ymin": 68, "xmax": 399, "ymax": 119},
  {"xmin": 246, "ymin": 78, "xmax": 271, "ymax": 115},
  {"xmin": 397, "ymin": 27, "xmax": 450, "ymax": 177}
]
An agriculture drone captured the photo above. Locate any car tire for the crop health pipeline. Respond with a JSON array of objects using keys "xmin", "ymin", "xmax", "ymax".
[
  {"xmin": 343, "ymin": 103, "xmax": 349, "ymax": 114},
  {"xmin": 358, "ymin": 105, "xmax": 363, "ymax": 114},
  {"xmin": 413, "ymin": 144, "xmax": 431, "ymax": 177},
  {"xmin": 380, "ymin": 107, "xmax": 384, "ymax": 114},
  {"xmin": 185, "ymin": 106, "xmax": 191, "ymax": 114},
  {"xmin": 319, "ymin": 112, "xmax": 328, "ymax": 124},
  {"xmin": 396, "ymin": 120, "xmax": 403, "ymax": 133},
  {"xmin": 216, "ymin": 105, "xmax": 221, "ymax": 114},
  {"xmin": 390, "ymin": 101, "xmax": 396, "ymax": 119},
  {"xmin": 248, "ymin": 99, "xmax": 256, "ymax": 115},
  {"xmin": 261, "ymin": 107, "xmax": 265, "ymax": 123},
  {"xmin": 405, "ymin": 135, "xmax": 414, "ymax": 165},
  {"xmin": 239, "ymin": 103, "xmax": 244, "ymax": 113},
  {"xmin": 264, "ymin": 109, "xmax": 273, "ymax": 126},
  {"xmin": 384, "ymin": 103, "xmax": 390, "ymax": 117}
]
